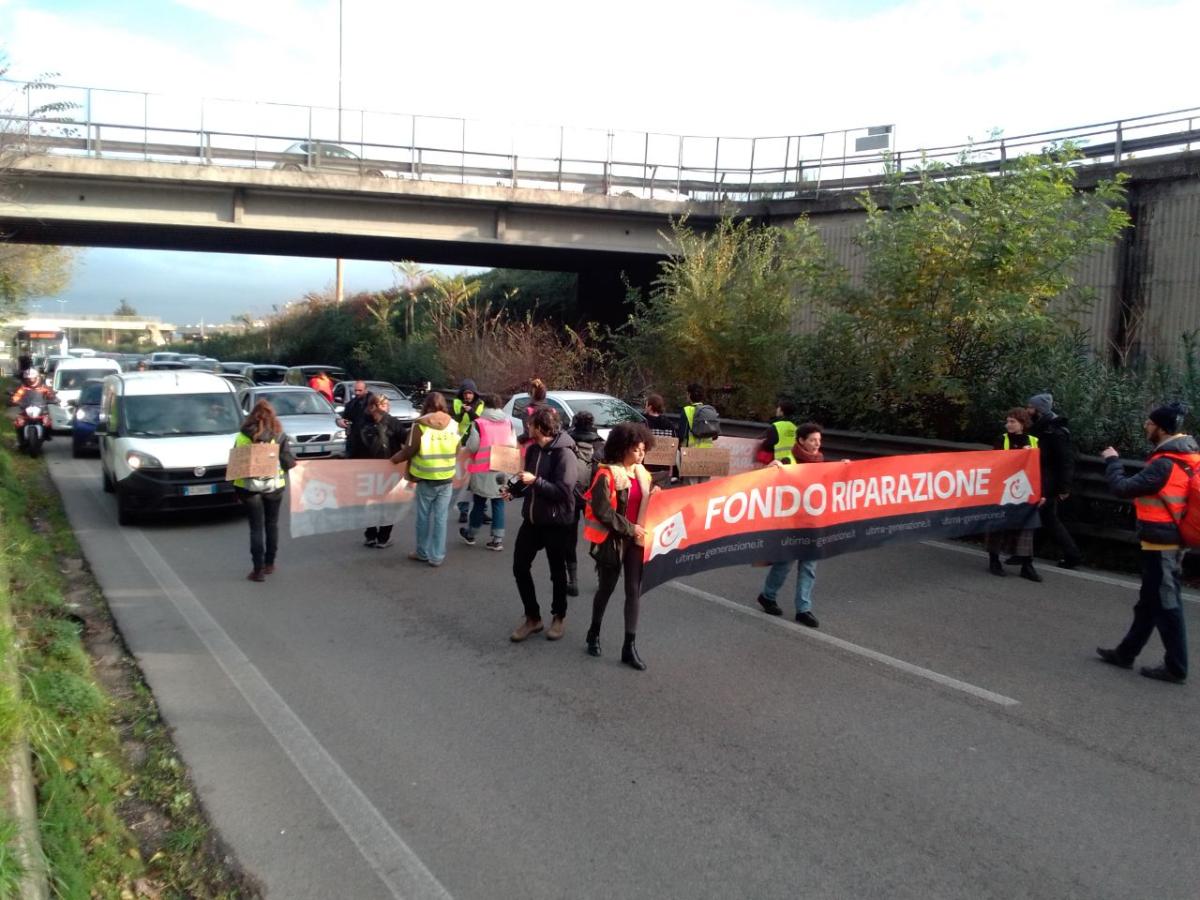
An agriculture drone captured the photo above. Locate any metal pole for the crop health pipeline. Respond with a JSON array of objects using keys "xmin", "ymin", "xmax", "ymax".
[
  {"xmin": 748, "ymin": 138, "xmax": 756, "ymax": 201},
  {"xmin": 461, "ymin": 118, "xmax": 466, "ymax": 184},
  {"xmin": 85, "ymin": 88, "xmax": 92, "ymax": 155},
  {"xmin": 337, "ymin": 0, "xmax": 343, "ymax": 142},
  {"xmin": 143, "ymin": 91, "xmax": 149, "ymax": 160},
  {"xmin": 557, "ymin": 125, "xmax": 563, "ymax": 191},
  {"xmin": 642, "ymin": 132, "xmax": 649, "ymax": 194},
  {"xmin": 841, "ymin": 130, "xmax": 847, "ymax": 186},
  {"xmin": 1114, "ymin": 122, "xmax": 1123, "ymax": 165},
  {"xmin": 676, "ymin": 135, "xmax": 683, "ymax": 196}
]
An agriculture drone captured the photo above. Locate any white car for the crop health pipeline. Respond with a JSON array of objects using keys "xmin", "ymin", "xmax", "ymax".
[
  {"xmin": 98, "ymin": 371, "xmax": 244, "ymax": 525},
  {"xmin": 238, "ymin": 385, "xmax": 347, "ymax": 459},
  {"xmin": 501, "ymin": 390, "xmax": 644, "ymax": 440},
  {"xmin": 50, "ymin": 357, "xmax": 121, "ymax": 432}
]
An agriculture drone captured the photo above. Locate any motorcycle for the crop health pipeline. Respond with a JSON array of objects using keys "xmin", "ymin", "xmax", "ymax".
[{"xmin": 15, "ymin": 403, "xmax": 51, "ymax": 457}]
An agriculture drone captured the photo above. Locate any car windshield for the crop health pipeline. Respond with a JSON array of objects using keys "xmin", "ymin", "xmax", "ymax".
[
  {"xmin": 123, "ymin": 393, "xmax": 240, "ymax": 436},
  {"xmin": 79, "ymin": 382, "xmax": 103, "ymax": 405},
  {"xmin": 569, "ymin": 397, "xmax": 645, "ymax": 427},
  {"xmin": 257, "ymin": 392, "xmax": 333, "ymax": 416},
  {"xmin": 252, "ymin": 368, "xmax": 287, "ymax": 384},
  {"xmin": 370, "ymin": 385, "xmax": 406, "ymax": 401},
  {"xmin": 55, "ymin": 368, "xmax": 115, "ymax": 390}
]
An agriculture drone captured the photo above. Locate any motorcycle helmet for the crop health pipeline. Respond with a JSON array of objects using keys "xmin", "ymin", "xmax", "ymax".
[{"xmin": 22, "ymin": 368, "xmax": 40, "ymax": 384}]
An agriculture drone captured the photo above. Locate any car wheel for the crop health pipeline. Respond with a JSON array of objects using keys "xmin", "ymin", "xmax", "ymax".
[
  {"xmin": 102, "ymin": 466, "xmax": 114, "ymax": 493},
  {"xmin": 116, "ymin": 488, "xmax": 134, "ymax": 526},
  {"xmin": 366, "ymin": 169, "xmax": 384, "ymax": 178},
  {"xmin": 282, "ymin": 163, "xmax": 302, "ymax": 172}
]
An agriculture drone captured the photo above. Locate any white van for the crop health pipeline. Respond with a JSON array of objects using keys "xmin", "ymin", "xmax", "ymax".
[
  {"xmin": 50, "ymin": 357, "xmax": 122, "ymax": 432},
  {"xmin": 98, "ymin": 371, "xmax": 244, "ymax": 525}
]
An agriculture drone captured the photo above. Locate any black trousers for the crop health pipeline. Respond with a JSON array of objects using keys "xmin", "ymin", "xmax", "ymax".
[
  {"xmin": 1115, "ymin": 549, "xmax": 1189, "ymax": 677},
  {"xmin": 591, "ymin": 542, "xmax": 645, "ymax": 636},
  {"xmin": 364, "ymin": 524, "xmax": 393, "ymax": 544},
  {"xmin": 239, "ymin": 488, "xmax": 283, "ymax": 570},
  {"xmin": 513, "ymin": 521, "xmax": 575, "ymax": 620},
  {"xmin": 1038, "ymin": 494, "xmax": 1081, "ymax": 562}
]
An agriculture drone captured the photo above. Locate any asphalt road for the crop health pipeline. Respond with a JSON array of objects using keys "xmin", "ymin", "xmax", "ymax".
[{"xmin": 45, "ymin": 440, "xmax": 1200, "ymax": 900}]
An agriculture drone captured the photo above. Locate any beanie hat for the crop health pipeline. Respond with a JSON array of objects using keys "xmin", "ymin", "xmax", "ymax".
[
  {"xmin": 1149, "ymin": 402, "xmax": 1187, "ymax": 434},
  {"xmin": 1027, "ymin": 393, "xmax": 1053, "ymax": 417}
]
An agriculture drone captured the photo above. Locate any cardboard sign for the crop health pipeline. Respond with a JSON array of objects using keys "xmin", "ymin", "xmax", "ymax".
[
  {"xmin": 489, "ymin": 444, "xmax": 523, "ymax": 475},
  {"xmin": 226, "ymin": 442, "xmax": 279, "ymax": 480},
  {"xmin": 679, "ymin": 447, "xmax": 731, "ymax": 477},
  {"xmin": 643, "ymin": 436, "xmax": 678, "ymax": 468}
]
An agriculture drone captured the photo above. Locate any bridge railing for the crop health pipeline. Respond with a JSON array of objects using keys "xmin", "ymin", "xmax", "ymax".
[{"xmin": 3, "ymin": 79, "xmax": 1199, "ymax": 202}]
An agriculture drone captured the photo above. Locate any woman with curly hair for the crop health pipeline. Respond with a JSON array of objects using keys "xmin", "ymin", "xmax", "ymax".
[
  {"xmin": 582, "ymin": 421, "xmax": 658, "ymax": 670},
  {"xmin": 234, "ymin": 399, "xmax": 296, "ymax": 582}
]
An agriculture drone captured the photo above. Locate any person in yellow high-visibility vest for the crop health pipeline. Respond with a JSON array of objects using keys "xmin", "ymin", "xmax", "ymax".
[
  {"xmin": 985, "ymin": 408, "xmax": 1042, "ymax": 582},
  {"xmin": 391, "ymin": 391, "xmax": 460, "ymax": 567},
  {"xmin": 677, "ymin": 383, "xmax": 718, "ymax": 485},
  {"xmin": 756, "ymin": 398, "xmax": 798, "ymax": 466}
]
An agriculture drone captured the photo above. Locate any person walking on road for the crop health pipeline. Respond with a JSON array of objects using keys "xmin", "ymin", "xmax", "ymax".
[
  {"xmin": 986, "ymin": 408, "xmax": 1043, "ymax": 582},
  {"xmin": 1026, "ymin": 392, "xmax": 1083, "ymax": 569},
  {"xmin": 678, "ymin": 382, "xmax": 719, "ymax": 485},
  {"xmin": 565, "ymin": 410, "xmax": 605, "ymax": 597},
  {"xmin": 390, "ymin": 391, "xmax": 459, "ymax": 567},
  {"xmin": 233, "ymin": 399, "xmax": 297, "ymax": 582},
  {"xmin": 454, "ymin": 379, "xmax": 485, "ymax": 523},
  {"xmin": 460, "ymin": 393, "xmax": 517, "ymax": 552},
  {"xmin": 1097, "ymin": 402, "xmax": 1195, "ymax": 684},
  {"xmin": 507, "ymin": 406, "xmax": 578, "ymax": 643},
  {"xmin": 583, "ymin": 422, "xmax": 657, "ymax": 670},
  {"xmin": 755, "ymin": 398, "xmax": 798, "ymax": 465},
  {"xmin": 360, "ymin": 393, "xmax": 408, "ymax": 549},
  {"xmin": 342, "ymin": 380, "xmax": 375, "ymax": 458},
  {"xmin": 755, "ymin": 422, "xmax": 824, "ymax": 627}
]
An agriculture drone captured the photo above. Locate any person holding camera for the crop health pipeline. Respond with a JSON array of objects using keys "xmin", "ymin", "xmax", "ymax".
[{"xmin": 507, "ymin": 405, "xmax": 578, "ymax": 643}]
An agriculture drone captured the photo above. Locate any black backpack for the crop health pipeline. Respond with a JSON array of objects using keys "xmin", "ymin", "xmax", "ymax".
[{"xmin": 690, "ymin": 404, "xmax": 721, "ymax": 439}]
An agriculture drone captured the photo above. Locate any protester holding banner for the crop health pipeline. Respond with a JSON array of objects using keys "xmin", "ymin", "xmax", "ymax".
[
  {"xmin": 583, "ymin": 422, "xmax": 657, "ymax": 670},
  {"xmin": 233, "ymin": 399, "xmax": 297, "ymax": 582},
  {"xmin": 360, "ymin": 393, "xmax": 408, "ymax": 549},
  {"xmin": 755, "ymin": 422, "xmax": 824, "ymax": 627},
  {"xmin": 460, "ymin": 393, "xmax": 517, "ymax": 552},
  {"xmin": 756, "ymin": 399, "xmax": 799, "ymax": 466},
  {"xmin": 391, "ymin": 392, "xmax": 459, "ymax": 567},
  {"xmin": 565, "ymin": 411, "xmax": 605, "ymax": 597},
  {"xmin": 1097, "ymin": 402, "xmax": 1195, "ymax": 684},
  {"xmin": 507, "ymin": 406, "xmax": 578, "ymax": 643},
  {"xmin": 986, "ymin": 408, "xmax": 1043, "ymax": 582}
]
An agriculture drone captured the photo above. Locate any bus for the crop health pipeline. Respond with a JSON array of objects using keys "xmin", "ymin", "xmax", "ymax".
[{"xmin": 9, "ymin": 325, "xmax": 68, "ymax": 373}]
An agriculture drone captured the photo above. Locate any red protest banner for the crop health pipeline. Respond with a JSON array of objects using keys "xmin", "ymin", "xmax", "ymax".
[{"xmin": 639, "ymin": 449, "xmax": 1041, "ymax": 591}]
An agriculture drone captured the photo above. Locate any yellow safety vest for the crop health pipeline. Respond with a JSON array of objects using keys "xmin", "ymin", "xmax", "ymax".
[
  {"xmin": 772, "ymin": 420, "xmax": 797, "ymax": 462},
  {"xmin": 408, "ymin": 422, "xmax": 461, "ymax": 481},
  {"xmin": 1002, "ymin": 434, "xmax": 1039, "ymax": 450},
  {"xmin": 453, "ymin": 397, "xmax": 484, "ymax": 434},
  {"xmin": 232, "ymin": 432, "xmax": 286, "ymax": 492},
  {"xmin": 683, "ymin": 405, "xmax": 714, "ymax": 448}
]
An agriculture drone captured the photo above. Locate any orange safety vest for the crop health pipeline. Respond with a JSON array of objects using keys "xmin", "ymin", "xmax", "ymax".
[
  {"xmin": 467, "ymin": 417, "xmax": 512, "ymax": 474},
  {"xmin": 582, "ymin": 468, "xmax": 616, "ymax": 544},
  {"xmin": 1134, "ymin": 451, "xmax": 1200, "ymax": 527}
]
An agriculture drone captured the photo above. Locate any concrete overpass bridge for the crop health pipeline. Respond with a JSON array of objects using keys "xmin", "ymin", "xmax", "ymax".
[{"xmin": 2, "ymin": 313, "xmax": 177, "ymax": 347}]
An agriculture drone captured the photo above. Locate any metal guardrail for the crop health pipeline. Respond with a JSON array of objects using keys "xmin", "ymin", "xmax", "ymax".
[{"xmin": 3, "ymin": 78, "xmax": 1199, "ymax": 202}]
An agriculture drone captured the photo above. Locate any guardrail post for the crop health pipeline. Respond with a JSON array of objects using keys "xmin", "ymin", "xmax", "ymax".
[
  {"xmin": 557, "ymin": 125, "xmax": 563, "ymax": 191},
  {"xmin": 642, "ymin": 132, "xmax": 649, "ymax": 193},
  {"xmin": 676, "ymin": 135, "xmax": 683, "ymax": 196},
  {"xmin": 1114, "ymin": 122, "xmax": 1123, "ymax": 165},
  {"xmin": 511, "ymin": 153, "xmax": 517, "ymax": 188},
  {"xmin": 713, "ymin": 136, "xmax": 720, "ymax": 196},
  {"xmin": 748, "ymin": 137, "xmax": 756, "ymax": 200},
  {"xmin": 460, "ymin": 118, "xmax": 466, "ymax": 184},
  {"xmin": 84, "ymin": 88, "xmax": 92, "ymax": 155}
]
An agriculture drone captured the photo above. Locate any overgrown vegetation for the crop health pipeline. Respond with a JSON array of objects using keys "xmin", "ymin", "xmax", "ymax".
[{"xmin": 0, "ymin": 431, "xmax": 254, "ymax": 897}]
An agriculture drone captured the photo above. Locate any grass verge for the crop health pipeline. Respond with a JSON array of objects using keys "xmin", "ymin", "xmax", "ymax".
[{"xmin": 0, "ymin": 429, "xmax": 258, "ymax": 898}]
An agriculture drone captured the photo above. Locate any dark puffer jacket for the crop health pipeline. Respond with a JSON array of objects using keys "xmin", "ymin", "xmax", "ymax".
[
  {"xmin": 1106, "ymin": 434, "xmax": 1200, "ymax": 545},
  {"xmin": 511, "ymin": 431, "xmax": 578, "ymax": 526},
  {"xmin": 1030, "ymin": 413, "xmax": 1075, "ymax": 496}
]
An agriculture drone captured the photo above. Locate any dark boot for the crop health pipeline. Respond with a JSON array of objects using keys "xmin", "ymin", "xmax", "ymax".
[
  {"xmin": 586, "ymin": 626, "xmax": 601, "ymax": 657},
  {"xmin": 565, "ymin": 562, "xmax": 579, "ymax": 597},
  {"xmin": 1019, "ymin": 560, "xmax": 1042, "ymax": 583},
  {"xmin": 621, "ymin": 633, "xmax": 646, "ymax": 671},
  {"xmin": 988, "ymin": 553, "xmax": 1006, "ymax": 577}
]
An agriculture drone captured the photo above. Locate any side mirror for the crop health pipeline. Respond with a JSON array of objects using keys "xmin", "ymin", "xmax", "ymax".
[{"xmin": 335, "ymin": 405, "xmax": 345, "ymax": 415}]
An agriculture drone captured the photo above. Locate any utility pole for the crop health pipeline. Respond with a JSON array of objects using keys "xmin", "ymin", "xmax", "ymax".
[{"xmin": 335, "ymin": 0, "xmax": 345, "ymax": 303}]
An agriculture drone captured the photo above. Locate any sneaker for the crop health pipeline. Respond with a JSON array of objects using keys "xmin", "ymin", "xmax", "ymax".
[
  {"xmin": 427, "ymin": 558, "xmax": 444, "ymax": 568},
  {"xmin": 263, "ymin": 564, "xmax": 276, "ymax": 575},
  {"xmin": 546, "ymin": 615, "xmax": 566, "ymax": 641},
  {"xmin": 794, "ymin": 611, "xmax": 820, "ymax": 628},
  {"xmin": 407, "ymin": 551, "xmax": 429, "ymax": 563},
  {"xmin": 459, "ymin": 527, "xmax": 477, "ymax": 546},
  {"xmin": 374, "ymin": 539, "xmax": 393, "ymax": 549},
  {"xmin": 756, "ymin": 594, "xmax": 783, "ymax": 616},
  {"xmin": 247, "ymin": 569, "xmax": 265, "ymax": 583},
  {"xmin": 485, "ymin": 539, "xmax": 504, "ymax": 552},
  {"xmin": 363, "ymin": 538, "xmax": 378, "ymax": 548},
  {"xmin": 1140, "ymin": 665, "xmax": 1186, "ymax": 684},
  {"xmin": 1096, "ymin": 647, "xmax": 1133, "ymax": 670},
  {"xmin": 510, "ymin": 618, "xmax": 544, "ymax": 642}
]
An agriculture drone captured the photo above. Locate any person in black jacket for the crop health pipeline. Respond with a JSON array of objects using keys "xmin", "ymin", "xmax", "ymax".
[
  {"xmin": 1026, "ymin": 393, "xmax": 1082, "ymax": 568},
  {"xmin": 342, "ymin": 380, "xmax": 374, "ymax": 458},
  {"xmin": 1097, "ymin": 402, "xmax": 1195, "ymax": 684},
  {"xmin": 565, "ymin": 411, "xmax": 604, "ymax": 598},
  {"xmin": 986, "ymin": 408, "xmax": 1042, "ymax": 582},
  {"xmin": 359, "ymin": 393, "xmax": 408, "ymax": 549},
  {"xmin": 507, "ymin": 405, "xmax": 578, "ymax": 643}
]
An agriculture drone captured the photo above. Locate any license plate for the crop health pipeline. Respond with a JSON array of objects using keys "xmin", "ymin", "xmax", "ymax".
[
  {"xmin": 300, "ymin": 446, "xmax": 325, "ymax": 455},
  {"xmin": 183, "ymin": 484, "xmax": 217, "ymax": 496}
]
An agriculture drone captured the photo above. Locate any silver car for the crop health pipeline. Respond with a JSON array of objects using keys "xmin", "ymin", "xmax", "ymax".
[
  {"xmin": 238, "ymin": 385, "xmax": 347, "ymax": 459},
  {"xmin": 502, "ymin": 390, "xmax": 644, "ymax": 440},
  {"xmin": 274, "ymin": 141, "xmax": 384, "ymax": 177}
]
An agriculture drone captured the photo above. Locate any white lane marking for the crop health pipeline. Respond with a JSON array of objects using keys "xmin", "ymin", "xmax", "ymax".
[
  {"xmin": 668, "ymin": 581, "xmax": 1020, "ymax": 708},
  {"xmin": 66, "ymin": 461, "xmax": 453, "ymax": 900},
  {"xmin": 921, "ymin": 539, "xmax": 1200, "ymax": 605}
]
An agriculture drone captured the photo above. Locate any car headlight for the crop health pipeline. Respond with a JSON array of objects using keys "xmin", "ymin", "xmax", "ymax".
[
  {"xmin": 126, "ymin": 450, "xmax": 163, "ymax": 470},
  {"xmin": 75, "ymin": 409, "xmax": 87, "ymax": 421},
  {"xmin": 333, "ymin": 429, "xmax": 347, "ymax": 441}
]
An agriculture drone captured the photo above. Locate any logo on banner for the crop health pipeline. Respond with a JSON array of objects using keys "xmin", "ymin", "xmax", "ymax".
[
  {"xmin": 649, "ymin": 511, "xmax": 688, "ymax": 559},
  {"xmin": 999, "ymin": 471, "xmax": 1034, "ymax": 505},
  {"xmin": 300, "ymin": 478, "xmax": 340, "ymax": 511}
]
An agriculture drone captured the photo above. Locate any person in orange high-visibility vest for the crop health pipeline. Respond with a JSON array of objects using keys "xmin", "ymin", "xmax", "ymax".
[
  {"xmin": 459, "ymin": 393, "xmax": 517, "ymax": 551},
  {"xmin": 582, "ymin": 421, "xmax": 658, "ymax": 671},
  {"xmin": 1098, "ymin": 402, "xmax": 1197, "ymax": 684}
]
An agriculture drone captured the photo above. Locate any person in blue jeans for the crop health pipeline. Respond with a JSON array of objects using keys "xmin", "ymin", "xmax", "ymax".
[
  {"xmin": 756, "ymin": 422, "xmax": 824, "ymax": 628},
  {"xmin": 391, "ymin": 391, "xmax": 459, "ymax": 567}
]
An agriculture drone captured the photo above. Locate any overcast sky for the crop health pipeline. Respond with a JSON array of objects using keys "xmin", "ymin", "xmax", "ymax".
[{"xmin": 2, "ymin": 0, "xmax": 1198, "ymax": 322}]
